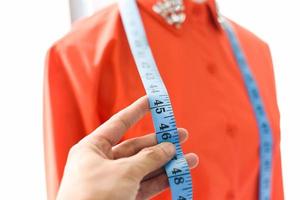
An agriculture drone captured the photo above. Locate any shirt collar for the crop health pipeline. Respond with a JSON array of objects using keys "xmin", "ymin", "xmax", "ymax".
[{"xmin": 137, "ymin": 0, "xmax": 222, "ymax": 32}]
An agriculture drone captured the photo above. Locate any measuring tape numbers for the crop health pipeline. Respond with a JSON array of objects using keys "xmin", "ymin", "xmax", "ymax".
[{"xmin": 119, "ymin": 0, "xmax": 193, "ymax": 199}]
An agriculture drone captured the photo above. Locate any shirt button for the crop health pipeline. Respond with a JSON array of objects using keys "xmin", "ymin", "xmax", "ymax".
[
  {"xmin": 206, "ymin": 63, "xmax": 217, "ymax": 75},
  {"xmin": 226, "ymin": 124, "xmax": 237, "ymax": 138},
  {"xmin": 192, "ymin": 7, "xmax": 201, "ymax": 16},
  {"xmin": 226, "ymin": 190, "xmax": 236, "ymax": 199}
]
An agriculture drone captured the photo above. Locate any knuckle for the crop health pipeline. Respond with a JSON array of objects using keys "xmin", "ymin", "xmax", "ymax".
[
  {"xmin": 112, "ymin": 114, "xmax": 131, "ymax": 130},
  {"xmin": 116, "ymin": 139, "xmax": 137, "ymax": 157},
  {"xmin": 158, "ymin": 144, "xmax": 173, "ymax": 157},
  {"xmin": 125, "ymin": 137, "xmax": 139, "ymax": 147},
  {"xmin": 126, "ymin": 138, "xmax": 139, "ymax": 152},
  {"xmin": 95, "ymin": 137, "xmax": 112, "ymax": 151},
  {"xmin": 142, "ymin": 146, "xmax": 162, "ymax": 161}
]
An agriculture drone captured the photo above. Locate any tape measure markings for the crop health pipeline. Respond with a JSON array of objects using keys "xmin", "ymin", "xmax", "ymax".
[
  {"xmin": 119, "ymin": 0, "xmax": 193, "ymax": 199},
  {"xmin": 222, "ymin": 20, "xmax": 273, "ymax": 200}
]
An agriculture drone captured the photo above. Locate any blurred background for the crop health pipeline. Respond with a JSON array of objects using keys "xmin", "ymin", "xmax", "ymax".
[{"xmin": 0, "ymin": 0, "xmax": 299, "ymax": 199}]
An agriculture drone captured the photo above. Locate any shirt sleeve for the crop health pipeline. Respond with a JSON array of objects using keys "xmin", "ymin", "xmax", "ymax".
[
  {"xmin": 44, "ymin": 39, "xmax": 109, "ymax": 198},
  {"xmin": 44, "ymin": 45, "xmax": 88, "ymax": 200},
  {"xmin": 43, "ymin": 9, "xmax": 119, "ymax": 197}
]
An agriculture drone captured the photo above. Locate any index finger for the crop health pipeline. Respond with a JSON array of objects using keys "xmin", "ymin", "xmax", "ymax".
[{"xmin": 88, "ymin": 95, "xmax": 149, "ymax": 146}]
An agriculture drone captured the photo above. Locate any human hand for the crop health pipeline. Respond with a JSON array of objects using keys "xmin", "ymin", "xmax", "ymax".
[{"xmin": 56, "ymin": 96, "xmax": 199, "ymax": 200}]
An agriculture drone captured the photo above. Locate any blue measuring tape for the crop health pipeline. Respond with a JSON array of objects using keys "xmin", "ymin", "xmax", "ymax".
[
  {"xmin": 119, "ymin": 0, "xmax": 193, "ymax": 199},
  {"xmin": 119, "ymin": 0, "xmax": 273, "ymax": 199},
  {"xmin": 221, "ymin": 20, "xmax": 273, "ymax": 200}
]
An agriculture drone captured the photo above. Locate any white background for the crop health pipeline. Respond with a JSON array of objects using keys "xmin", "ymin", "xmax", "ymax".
[{"xmin": 0, "ymin": 0, "xmax": 299, "ymax": 199}]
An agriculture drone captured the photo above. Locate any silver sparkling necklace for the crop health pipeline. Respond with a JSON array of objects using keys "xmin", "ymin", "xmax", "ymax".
[{"xmin": 152, "ymin": 0, "xmax": 186, "ymax": 28}]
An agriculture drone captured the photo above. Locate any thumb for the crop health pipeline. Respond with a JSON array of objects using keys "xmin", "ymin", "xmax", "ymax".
[{"xmin": 128, "ymin": 142, "xmax": 176, "ymax": 179}]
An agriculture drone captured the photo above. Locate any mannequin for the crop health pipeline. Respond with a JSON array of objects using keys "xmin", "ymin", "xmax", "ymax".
[
  {"xmin": 69, "ymin": 0, "xmax": 94, "ymax": 23},
  {"xmin": 69, "ymin": 0, "xmax": 117, "ymax": 24},
  {"xmin": 44, "ymin": 0, "xmax": 284, "ymax": 199}
]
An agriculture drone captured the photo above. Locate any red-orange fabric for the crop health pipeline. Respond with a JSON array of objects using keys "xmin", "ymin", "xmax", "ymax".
[{"xmin": 44, "ymin": 0, "xmax": 284, "ymax": 199}]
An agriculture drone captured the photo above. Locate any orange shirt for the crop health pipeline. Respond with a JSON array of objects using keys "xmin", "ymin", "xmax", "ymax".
[{"xmin": 44, "ymin": 0, "xmax": 284, "ymax": 199}]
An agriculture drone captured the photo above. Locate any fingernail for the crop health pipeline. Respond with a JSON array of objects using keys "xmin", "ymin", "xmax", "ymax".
[
  {"xmin": 178, "ymin": 128, "xmax": 188, "ymax": 142},
  {"xmin": 160, "ymin": 142, "xmax": 176, "ymax": 156},
  {"xmin": 187, "ymin": 153, "xmax": 199, "ymax": 169}
]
